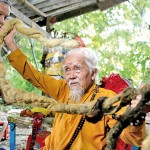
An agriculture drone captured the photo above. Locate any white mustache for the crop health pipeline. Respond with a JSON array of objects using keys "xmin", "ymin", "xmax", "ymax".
[{"xmin": 68, "ymin": 79, "xmax": 80, "ymax": 85}]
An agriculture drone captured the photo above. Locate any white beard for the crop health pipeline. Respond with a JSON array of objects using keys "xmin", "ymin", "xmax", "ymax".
[{"xmin": 69, "ymin": 86, "xmax": 84, "ymax": 103}]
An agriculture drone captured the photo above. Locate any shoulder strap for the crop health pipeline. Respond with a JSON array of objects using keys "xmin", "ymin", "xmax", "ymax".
[{"xmin": 65, "ymin": 116, "xmax": 85, "ymax": 150}]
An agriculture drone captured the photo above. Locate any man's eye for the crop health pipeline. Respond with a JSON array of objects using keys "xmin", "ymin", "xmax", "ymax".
[
  {"xmin": 75, "ymin": 66, "xmax": 81, "ymax": 71},
  {"xmin": 65, "ymin": 68, "xmax": 70, "ymax": 73}
]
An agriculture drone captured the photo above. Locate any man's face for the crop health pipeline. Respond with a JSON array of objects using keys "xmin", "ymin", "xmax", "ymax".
[
  {"xmin": 0, "ymin": 2, "xmax": 10, "ymax": 28},
  {"xmin": 63, "ymin": 52, "xmax": 96, "ymax": 96}
]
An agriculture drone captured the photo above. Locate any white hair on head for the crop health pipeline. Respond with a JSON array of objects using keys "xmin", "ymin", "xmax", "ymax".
[{"xmin": 64, "ymin": 48, "xmax": 98, "ymax": 74}]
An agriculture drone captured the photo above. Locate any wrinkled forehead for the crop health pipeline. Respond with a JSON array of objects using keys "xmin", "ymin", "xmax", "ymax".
[
  {"xmin": 63, "ymin": 52, "xmax": 85, "ymax": 66},
  {"xmin": 63, "ymin": 62, "xmax": 82, "ymax": 68}
]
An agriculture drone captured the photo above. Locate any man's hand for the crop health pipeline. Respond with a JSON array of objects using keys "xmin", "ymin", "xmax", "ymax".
[
  {"xmin": 4, "ymin": 27, "xmax": 18, "ymax": 52},
  {"xmin": 130, "ymin": 95, "xmax": 142, "ymax": 109},
  {"xmin": 130, "ymin": 94, "xmax": 150, "ymax": 113}
]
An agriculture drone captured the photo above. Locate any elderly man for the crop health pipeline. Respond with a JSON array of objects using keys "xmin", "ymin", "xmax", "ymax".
[
  {"xmin": 3, "ymin": 27, "xmax": 146, "ymax": 149},
  {"xmin": 0, "ymin": 0, "xmax": 11, "ymax": 27}
]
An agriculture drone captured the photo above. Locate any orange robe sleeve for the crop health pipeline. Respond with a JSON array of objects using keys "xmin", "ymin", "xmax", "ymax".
[{"xmin": 7, "ymin": 48, "xmax": 68, "ymax": 101}]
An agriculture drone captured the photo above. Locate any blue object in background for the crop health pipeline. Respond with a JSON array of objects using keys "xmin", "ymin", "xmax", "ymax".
[
  {"xmin": 132, "ymin": 145, "xmax": 140, "ymax": 150},
  {"xmin": 10, "ymin": 123, "xmax": 16, "ymax": 150}
]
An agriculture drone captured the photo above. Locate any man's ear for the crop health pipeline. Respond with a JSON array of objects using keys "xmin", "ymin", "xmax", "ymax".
[{"xmin": 92, "ymin": 68, "xmax": 98, "ymax": 80}]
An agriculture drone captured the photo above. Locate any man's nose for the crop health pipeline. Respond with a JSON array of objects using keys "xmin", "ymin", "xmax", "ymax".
[{"xmin": 68, "ymin": 70, "xmax": 77, "ymax": 78}]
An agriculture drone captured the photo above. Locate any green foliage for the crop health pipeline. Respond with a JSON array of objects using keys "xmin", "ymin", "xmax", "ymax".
[
  {"xmin": 4, "ymin": 0, "xmax": 150, "ymax": 92},
  {"xmin": 52, "ymin": 0, "xmax": 150, "ymax": 87}
]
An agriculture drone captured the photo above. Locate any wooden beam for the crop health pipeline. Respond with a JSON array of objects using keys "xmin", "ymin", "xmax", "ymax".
[
  {"xmin": 19, "ymin": 0, "xmax": 47, "ymax": 17},
  {"xmin": 35, "ymin": 0, "xmax": 67, "ymax": 9},
  {"xmin": 46, "ymin": 16, "xmax": 52, "ymax": 34},
  {"xmin": 46, "ymin": 0, "xmax": 97, "ymax": 17},
  {"xmin": 32, "ymin": 16, "xmax": 44, "ymax": 22},
  {"xmin": 46, "ymin": 0, "xmax": 127, "ymax": 22},
  {"xmin": 55, "ymin": 4, "xmax": 99, "ymax": 22},
  {"xmin": 11, "ymin": 6, "xmax": 49, "ymax": 37},
  {"xmin": 40, "ymin": 0, "xmax": 87, "ymax": 12},
  {"xmin": 97, "ymin": 0, "xmax": 127, "ymax": 11},
  {"xmin": 11, "ymin": 0, "xmax": 128, "ymax": 27},
  {"xmin": 29, "ymin": 0, "xmax": 47, "ymax": 5}
]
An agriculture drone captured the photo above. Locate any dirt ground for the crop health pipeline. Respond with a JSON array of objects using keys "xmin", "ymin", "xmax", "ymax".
[
  {"xmin": 0, "ymin": 110, "xmax": 51, "ymax": 150},
  {"xmin": 0, "ymin": 125, "xmax": 32, "ymax": 150}
]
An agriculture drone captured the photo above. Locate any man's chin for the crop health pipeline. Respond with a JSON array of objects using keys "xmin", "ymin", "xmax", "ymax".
[{"xmin": 69, "ymin": 86, "xmax": 84, "ymax": 102}]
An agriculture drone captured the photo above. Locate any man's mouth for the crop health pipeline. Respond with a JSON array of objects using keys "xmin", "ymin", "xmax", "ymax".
[
  {"xmin": 70, "ymin": 82, "xmax": 79, "ymax": 86},
  {"xmin": 69, "ymin": 80, "xmax": 80, "ymax": 86}
]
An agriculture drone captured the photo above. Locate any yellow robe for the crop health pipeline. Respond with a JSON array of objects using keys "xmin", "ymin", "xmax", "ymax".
[{"xmin": 8, "ymin": 49, "xmax": 146, "ymax": 150}]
